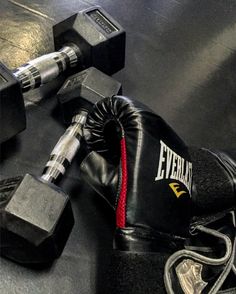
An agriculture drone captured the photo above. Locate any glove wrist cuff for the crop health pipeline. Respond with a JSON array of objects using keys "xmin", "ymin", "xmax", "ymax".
[
  {"xmin": 102, "ymin": 249, "xmax": 169, "ymax": 294},
  {"xmin": 189, "ymin": 148, "xmax": 236, "ymax": 213}
]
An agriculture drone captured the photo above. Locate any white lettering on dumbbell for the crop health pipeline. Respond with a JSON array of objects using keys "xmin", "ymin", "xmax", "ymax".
[{"xmin": 87, "ymin": 10, "xmax": 118, "ymax": 34}]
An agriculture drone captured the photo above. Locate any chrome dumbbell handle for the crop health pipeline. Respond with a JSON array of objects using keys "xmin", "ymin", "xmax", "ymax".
[
  {"xmin": 41, "ymin": 110, "xmax": 87, "ymax": 183},
  {"xmin": 13, "ymin": 43, "xmax": 81, "ymax": 93}
]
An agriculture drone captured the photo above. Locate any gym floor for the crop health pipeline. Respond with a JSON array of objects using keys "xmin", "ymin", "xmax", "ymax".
[{"xmin": 0, "ymin": 0, "xmax": 236, "ymax": 293}]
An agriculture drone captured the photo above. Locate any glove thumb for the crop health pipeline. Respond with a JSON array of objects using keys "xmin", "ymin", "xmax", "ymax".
[{"xmin": 80, "ymin": 151, "xmax": 119, "ymax": 209}]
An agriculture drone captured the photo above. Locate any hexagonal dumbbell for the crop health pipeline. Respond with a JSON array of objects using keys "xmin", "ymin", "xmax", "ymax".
[
  {"xmin": 0, "ymin": 6, "xmax": 125, "ymax": 143},
  {"xmin": 0, "ymin": 110, "xmax": 88, "ymax": 265},
  {"xmin": 57, "ymin": 66, "xmax": 122, "ymax": 124},
  {"xmin": 0, "ymin": 70, "xmax": 121, "ymax": 265}
]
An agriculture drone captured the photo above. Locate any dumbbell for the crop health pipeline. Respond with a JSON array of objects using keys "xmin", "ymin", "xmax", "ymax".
[
  {"xmin": 0, "ymin": 6, "xmax": 125, "ymax": 144},
  {"xmin": 57, "ymin": 66, "xmax": 122, "ymax": 124},
  {"xmin": 0, "ymin": 68, "xmax": 122, "ymax": 265},
  {"xmin": 0, "ymin": 111, "xmax": 87, "ymax": 264}
]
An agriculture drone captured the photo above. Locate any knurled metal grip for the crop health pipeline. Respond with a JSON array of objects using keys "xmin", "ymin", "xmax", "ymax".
[
  {"xmin": 42, "ymin": 111, "xmax": 87, "ymax": 183},
  {"xmin": 13, "ymin": 44, "xmax": 80, "ymax": 92}
]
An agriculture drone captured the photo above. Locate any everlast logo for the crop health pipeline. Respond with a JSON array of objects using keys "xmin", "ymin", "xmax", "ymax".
[{"xmin": 155, "ymin": 140, "xmax": 192, "ymax": 196}]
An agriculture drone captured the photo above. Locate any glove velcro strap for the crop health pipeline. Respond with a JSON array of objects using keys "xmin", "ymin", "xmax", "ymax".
[
  {"xmin": 189, "ymin": 148, "xmax": 235, "ymax": 213},
  {"xmin": 99, "ymin": 250, "xmax": 169, "ymax": 294}
]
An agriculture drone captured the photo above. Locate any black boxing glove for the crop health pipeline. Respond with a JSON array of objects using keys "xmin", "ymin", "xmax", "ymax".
[{"xmin": 80, "ymin": 96, "xmax": 236, "ymax": 294}]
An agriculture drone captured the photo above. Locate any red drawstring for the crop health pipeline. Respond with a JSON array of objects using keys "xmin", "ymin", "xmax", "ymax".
[{"xmin": 116, "ymin": 137, "xmax": 128, "ymax": 228}]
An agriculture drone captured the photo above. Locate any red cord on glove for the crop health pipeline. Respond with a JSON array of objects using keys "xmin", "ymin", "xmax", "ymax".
[{"xmin": 116, "ymin": 137, "xmax": 128, "ymax": 228}]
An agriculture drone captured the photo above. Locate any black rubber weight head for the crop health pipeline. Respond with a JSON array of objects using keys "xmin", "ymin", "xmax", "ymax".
[
  {"xmin": 0, "ymin": 174, "xmax": 74, "ymax": 264},
  {"xmin": 0, "ymin": 62, "xmax": 26, "ymax": 144},
  {"xmin": 57, "ymin": 67, "xmax": 122, "ymax": 124},
  {"xmin": 53, "ymin": 6, "xmax": 126, "ymax": 75}
]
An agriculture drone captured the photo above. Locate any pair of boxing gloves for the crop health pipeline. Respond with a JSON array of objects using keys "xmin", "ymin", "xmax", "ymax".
[{"xmin": 80, "ymin": 95, "xmax": 236, "ymax": 294}]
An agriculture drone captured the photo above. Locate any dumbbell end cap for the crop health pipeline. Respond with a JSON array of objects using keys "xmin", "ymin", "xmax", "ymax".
[{"xmin": 0, "ymin": 62, "xmax": 26, "ymax": 144}]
